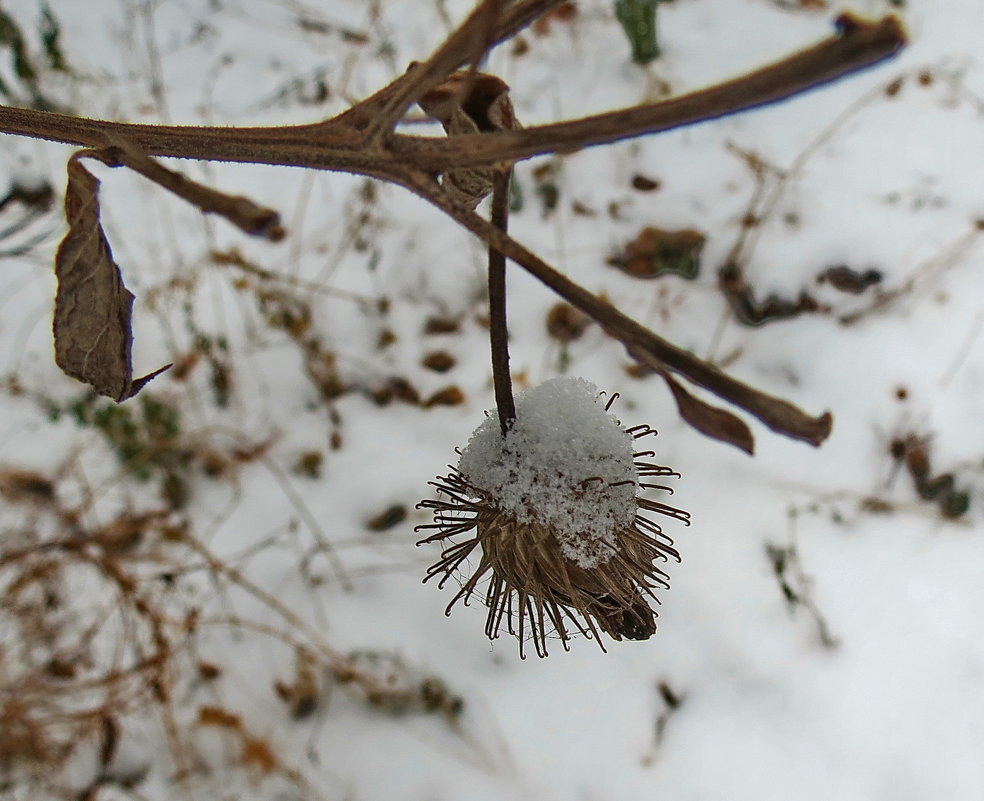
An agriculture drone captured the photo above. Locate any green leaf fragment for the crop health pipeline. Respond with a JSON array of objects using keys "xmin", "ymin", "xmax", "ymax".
[
  {"xmin": 508, "ymin": 174, "xmax": 524, "ymax": 213},
  {"xmin": 614, "ymin": 0, "xmax": 661, "ymax": 65},
  {"xmin": 40, "ymin": 4, "xmax": 68, "ymax": 72}
]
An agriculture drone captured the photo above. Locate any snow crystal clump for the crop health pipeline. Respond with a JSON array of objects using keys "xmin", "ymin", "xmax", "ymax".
[{"xmin": 457, "ymin": 376, "xmax": 638, "ymax": 568}]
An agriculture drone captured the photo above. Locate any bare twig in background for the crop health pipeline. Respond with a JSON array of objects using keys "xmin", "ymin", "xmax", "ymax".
[{"xmin": 767, "ymin": 507, "xmax": 839, "ymax": 649}]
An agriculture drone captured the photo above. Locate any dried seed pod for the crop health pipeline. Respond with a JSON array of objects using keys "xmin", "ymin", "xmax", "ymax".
[{"xmin": 416, "ymin": 377, "xmax": 689, "ymax": 657}]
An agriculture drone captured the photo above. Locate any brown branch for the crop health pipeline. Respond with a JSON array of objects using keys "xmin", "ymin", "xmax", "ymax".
[
  {"xmin": 399, "ymin": 169, "xmax": 832, "ymax": 447},
  {"xmin": 0, "ymin": 14, "xmax": 905, "ymax": 178},
  {"xmin": 0, "ymin": 103, "xmax": 369, "ymax": 168},
  {"xmin": 92, "ymin": 137, "xmax": 284, "ymax": 240}
]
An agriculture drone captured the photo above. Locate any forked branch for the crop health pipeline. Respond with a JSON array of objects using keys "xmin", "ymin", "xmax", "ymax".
[
  {"xmin": 0, "ymin": 2, "xmax": 906, "ymax": 450},
  {"xmin": 401, "ymin": 169, "xmax": 832, "ymax": 448}
]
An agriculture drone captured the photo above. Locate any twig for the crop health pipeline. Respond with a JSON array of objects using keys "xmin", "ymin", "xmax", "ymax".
[
  {"xmin": 260, "ymin": 456, "xmax": 353, "ymax": 593},
  {"xmin": 334, "ymin": 0, "xmax": 563, "ymax": 129},
  {"xmin": 403, "ymin": 170, "xmax": 833, "ymax": 446},
  {"xmin": 488, "ymin": 169, "xmax": 515, "ymax": 435},
  {"xmin": 389, "ymin": 14, "xmax": 907, "ymax": 169},
  {"xmin": 89, "ymin": 138, "xmax": 285, "ymax": 240},
  {"xmin": 0, "ymin": 7, "xmax": 905, "ymax": 446},
  {"xmin": 940, "ymin": 309, "xmax": 984, "ymax": 387}
]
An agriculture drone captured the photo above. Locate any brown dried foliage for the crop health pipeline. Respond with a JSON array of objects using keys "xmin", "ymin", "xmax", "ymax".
[
  {"xmin": 0, "ymin": 447, "xmax": 460, "ymax": 796},
  {"xmin": 53, "ymin": 154, "xmax": 170, "ymax": 401}
]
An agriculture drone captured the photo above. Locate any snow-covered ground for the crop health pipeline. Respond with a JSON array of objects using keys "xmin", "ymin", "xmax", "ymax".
[{"xmin": 2, "ymin": 1, "xmax": 984, "ymax": 799}]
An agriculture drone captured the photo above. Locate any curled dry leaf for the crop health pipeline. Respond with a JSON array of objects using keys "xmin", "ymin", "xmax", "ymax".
[
  {"xmin": 417, "ymin": 69, "xmax": 520, "ymax": 208},
  {"xmin": 53, "ymin": 154, "xmax": 170, "ymax": 401},
  {"xmin": 659, "ymin": 370, "xmax": 755, "ymax": 455}
]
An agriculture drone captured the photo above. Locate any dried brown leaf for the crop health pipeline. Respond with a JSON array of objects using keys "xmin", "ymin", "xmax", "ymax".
[
  {"xmin": 718, "ymin": 262, "xmax": 824, "ymax": 326},
  {"xmin": 545, "ymin": 301, "xmax": 591, "ymax": 342},
  {"xmin": 53, "ymin": 154, "xmax": 169, "ymax": 401},
  {"xmin": 423, "ymin": 385, "xmax": 466, "ymax": 407},
  {"xmin": 424, "ymin": 315, "xmax": 461, "ymax": 335},
  {"xmin": 197, "ymin": 705, "xmax": 241, "ymax": 729},
  {"xmin": 816, "ymin": 265, "xmax": 882, "ymax": 294},
  {"xmin": 532, "ymin": 1, "xmax": 578, "ymax": 36},
  {"xmin": 241, "ymin": 738, "xmax": 278, "ymax": 773},
  {"xmin": 660, "ymin": 370, "xmax": 755, "ymax": 455},
  {"xmin": 418, "ymin": 70, "xmax": 520, "ymax": 208},
  {"xmin": 274, "ymin": 648, "xmax": 321, "ymax": 719},
  {"xmin": 197, "ymin": 662, "xmax": 222, "ymax": 680},
  {"xmin": 631, "ymin": 174, "xmax": 660, "ymax": 191},
  {"xmin": 292, "ymin": 450, "xmax": 323, "ymax": 479},
  {"xmin": 366, "ymin": 504, "xmax": 408, "ymax": 532}
]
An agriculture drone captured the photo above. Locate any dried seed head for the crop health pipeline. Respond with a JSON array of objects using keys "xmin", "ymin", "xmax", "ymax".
[{"xmin": 416, "ymin": 377, "xmax": 689, "ymax": 657}]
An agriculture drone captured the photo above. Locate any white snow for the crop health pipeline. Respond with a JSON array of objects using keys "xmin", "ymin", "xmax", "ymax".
[
  {"xmin": 457, "ymin": 376, "xmax": 637, "ymax": 567},
  {"xmin": 3, "ymin": 2, "xmax": 984, "ymax": 801}
]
